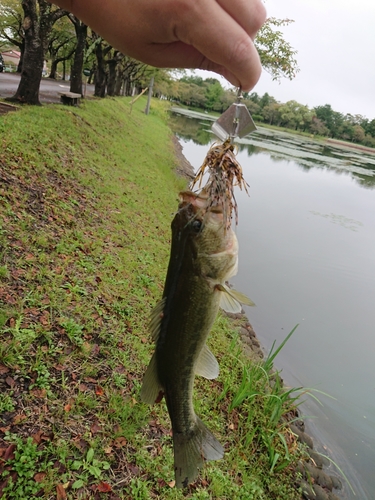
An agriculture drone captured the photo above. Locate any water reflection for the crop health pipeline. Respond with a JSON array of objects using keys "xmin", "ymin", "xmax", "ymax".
[{"xmin": 168, "ymin": 109, "xmax": 375, "ymax": 188}]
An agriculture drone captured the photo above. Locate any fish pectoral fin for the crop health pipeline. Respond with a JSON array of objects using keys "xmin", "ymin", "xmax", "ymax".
[
  {"xmin": 173, "ymin": 415, "xmax": 224, "ymax": 488},
  {"xmin": 140, "ymin": 352, "xmax": 164, "ymax": 405},
  {"xmin": 217, "ymin": 284, "xmax": 255, "ymax": 314},
  {"xmin": 195, "ymin": 344, "xmax": 219, "ymax": 379},
  {"xmin": 149, "ymin": 297, "xmax": 166, "ymax": 341}
]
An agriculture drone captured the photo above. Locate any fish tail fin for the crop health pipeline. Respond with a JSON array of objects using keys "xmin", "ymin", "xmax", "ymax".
[{"xmin": 173, "ymin": 415, "xmax": 224, "ymax": 488}]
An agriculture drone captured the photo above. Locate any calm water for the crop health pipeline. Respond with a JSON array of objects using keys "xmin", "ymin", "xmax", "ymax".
[{"xmin": 169, "ymin": 111, "xmax": 375, "ymax": 499}]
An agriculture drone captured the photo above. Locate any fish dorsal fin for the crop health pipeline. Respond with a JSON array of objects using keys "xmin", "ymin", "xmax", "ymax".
[
  {"xmin": 217, "ymin": 283, "xmax": 255, "ymax": 313},
  {"xmin": 149, "ymin": 297, "xmax": 166, "ymax": 341},
  {"xmin": 140, "ymin": 352, "xmax": 164, "ymax": 405},
  {"xmin": 195, "ymin": 344, "xmax": 219, "ymax": 380}
]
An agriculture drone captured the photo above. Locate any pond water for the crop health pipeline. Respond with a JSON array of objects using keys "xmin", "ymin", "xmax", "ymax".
[{"xmin": 169, "ymin": 110, "xmax": 375, "ymax": 499}]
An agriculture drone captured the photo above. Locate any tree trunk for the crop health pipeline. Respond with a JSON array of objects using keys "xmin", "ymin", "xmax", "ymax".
[
  {"xmin": 94, "ymin": 41, "xmax": 107, "ymax": 98},
  {"xmin": 69, "ymin": 18, "xmax": 87, "ymax": 95},
  {"xmin": 106, "ymin": 58, "xmax": 117, "ymax": 96},
  {"xmin": 49, "ymin": 58, "xmax": 59, "ymax": 79},
  {"xmin": 17, "ymin": 39, "xmax": 25, "ymax": 73},
  {"xmin": 7, "ymin": 0, "xmax": 66, "ymax": 105},
  {"xmin": 114, "ymin": 71, "xmax": 123, "ymax": 96}
]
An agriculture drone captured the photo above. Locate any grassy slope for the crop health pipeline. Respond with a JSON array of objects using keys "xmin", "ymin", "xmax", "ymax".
[{"xmin": 0, "ymin": 97, "xmax": 302, "ymax": 499}]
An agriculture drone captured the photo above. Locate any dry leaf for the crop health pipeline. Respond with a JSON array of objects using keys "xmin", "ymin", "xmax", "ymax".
[
  {"xmin": 0, "ymin": 365, "xmax": 9, "ymax": 375},
  {"xmin": 30, "ymin": 388, "xmax": 47, "ymax": 398},
  {"xmin": 5, "ymin": 376, "xmax": 15, "ymax": 388},
  {"xmin": 112, "ymin": 437, "xmax": 127, "ymax": 448},
  {"xmin": 90, "ymin": 422, "xmax": 101, "ymax": 435},
  {"xmin": 34, "ymin": 472, "xmax": 46, "ymax": 483},
  {"xmin": 95, "ymin": 386, "xmax": 104, "ymax": 396},
  {"xmin": 96, "ymin": 481, "xmax": 112, "ymax": 492},
  {"xmin": 32, "ymin": 430, "xmax": 44, "ymax": 444},
  {"xmin": 56, "ymin": 483, "xmax": 67, "ymax": 500},
  {"xmin": 12, "ymin": 414, "xmax": 27, "ymax": 425}
]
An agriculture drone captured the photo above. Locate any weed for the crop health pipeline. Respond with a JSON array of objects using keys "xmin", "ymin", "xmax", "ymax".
[
  {"xmin": 60, "ymin": 317, "xmax": 85, "ymax": 346},
  {"xmin": 69, "ymin": 447, "xmax": 111, "ymax": 489},
  {"xmin": 1, "ymin": 434, "xmax": 52, "ymax": 499},
  {"xmin": 0, "ymin": 393, "xmax": 15, "ymax": 413},
  {"xmin": 0, "ymin": 265, "xmax": 9, "ymax": 278}
]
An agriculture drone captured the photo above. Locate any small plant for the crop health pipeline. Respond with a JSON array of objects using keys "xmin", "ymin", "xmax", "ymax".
[
  {"xmin": 0, "ymin": 392, "xmax": 15, "ymax": 413},
  {"xmin": 69, "ymin": 448, "xmax": 111, "ymax": 489},
  {"xmin": 30, "ymin": 361, "xmax": 52, "ymax": 392},
  {"xmin": 61, "ymin": 281, "xmax": 87, "ymax": 296},
  {"xmin": 1, "ymin": 435, "xmax": 52, "ymax": 499},
  {"xmin": 60, "ymin": 318, "xmax": 85, "ymax": 346}
]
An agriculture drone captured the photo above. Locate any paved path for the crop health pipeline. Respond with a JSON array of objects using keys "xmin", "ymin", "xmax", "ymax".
[{"xmin": 0, "ymin": 73, "xmax": 94, "ymax": 103}]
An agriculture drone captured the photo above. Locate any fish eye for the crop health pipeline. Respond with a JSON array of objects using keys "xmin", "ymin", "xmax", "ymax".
[{"xmin": 191, "ymin": 220, "xmax": 202, "ymax": 233}]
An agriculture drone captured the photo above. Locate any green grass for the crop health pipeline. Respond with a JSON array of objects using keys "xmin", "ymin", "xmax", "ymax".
[{"xmin": 0, "ymin": 96, "xmax": 304, "ymax": 499}]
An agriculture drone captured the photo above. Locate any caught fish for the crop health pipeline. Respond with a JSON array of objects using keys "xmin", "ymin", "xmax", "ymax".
[{"xmin": 141, "ymin": 190, "xmax": 254, "ymax": 488}]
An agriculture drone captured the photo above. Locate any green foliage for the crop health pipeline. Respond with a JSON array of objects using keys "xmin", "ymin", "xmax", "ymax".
[
  {"xmin": 69, "ymin": 448, "xmax": 111, "ymax": 488},
  {"xmin": 255, "ymin": 18, "xmax": 299, "ymax": 81},
  {"xmin": 1, "ymin": 434, "xmax": 52, "ymax": 499}
]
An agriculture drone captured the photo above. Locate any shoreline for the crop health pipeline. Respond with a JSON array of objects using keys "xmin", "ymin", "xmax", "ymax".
[{"xmin": 172, "ymin": 133, "xmax": 344, "ymax": 500}]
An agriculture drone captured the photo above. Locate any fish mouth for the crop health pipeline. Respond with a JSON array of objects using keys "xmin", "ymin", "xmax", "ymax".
[{"xmin": 178, "ymin": 191, "xmax": 227, "ymax": 222}]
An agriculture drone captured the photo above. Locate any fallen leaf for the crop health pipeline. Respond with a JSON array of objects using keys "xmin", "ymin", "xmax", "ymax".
[
  {"xmin": 112, "ymin": 437, "xmax": 127, "ymax": 448},
  {"xmin": 12, "ymin": 414, "xmax": 27, "ymax": 425},
  {"xmin": 32, "ymin": 430, "xmax": 44, "ymax": 444},
  {"xmin": 91, "ymin": 344, "xmax": 100, "ymax": 356},
  {"xmin": 90, "ymin": 422, "xmax": 101, "ymax": 435},
  {"xmin": 3, "ymin": 444, "xmax": 16, "ymax": 461},
  {"xmin": 64, "ymin": 404, "xmax": 72, "ymax": 412},
  {"xmin": 128, "ymin": 464, "xmax": 140, "ymax": 475},
  {"xmin": 39, "ymin": 314, "xmax": 49, "ymax": 326},
  {"xmin": 30, "ymin": 388, "xmax": 47, "ymax": 398},
  {"xmin": 0, "ymin": 365, "xmax": 9, "ymax": 375},
  {"xmin": 56, "ymin": 484, "xmax": 67, "ymax": 500},
  {"xmin": 5, "ymin": 376, "xmax": 15, "ymax": 388},
  {"xmin": 96, "ymin": 482, "xmax": 112, "ymax": 492},
  {"xmin": 168, "ymin": 480, "xmax": 176, "ymax": 488},
  {"xmin": 95, "ymin": 386, "xmax": 104, "ymax": 396},
  {"xmin": 34, "ymin": 472, "xmax": 46, "ymax": 483}
]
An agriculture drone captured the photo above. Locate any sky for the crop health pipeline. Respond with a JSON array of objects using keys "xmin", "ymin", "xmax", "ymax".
[{"xmin": 199, "ymin": 0, "xmax": 375, "ymax": 120}]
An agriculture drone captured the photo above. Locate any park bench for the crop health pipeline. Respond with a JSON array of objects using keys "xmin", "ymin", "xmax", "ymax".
[{"xmin": 59, "ymin": 91, "xmax": 81, "ymax": 106}]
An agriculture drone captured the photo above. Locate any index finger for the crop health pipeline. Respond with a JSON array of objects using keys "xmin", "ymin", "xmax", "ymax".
[{"xmin": 176, "ymin": 0, "xmax": 266, "ymax": 90}]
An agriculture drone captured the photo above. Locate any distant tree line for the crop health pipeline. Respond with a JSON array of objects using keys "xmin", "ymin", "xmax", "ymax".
[{"xmin": 161, "ymin": 76, "xmax": 375, "ymax": 148}]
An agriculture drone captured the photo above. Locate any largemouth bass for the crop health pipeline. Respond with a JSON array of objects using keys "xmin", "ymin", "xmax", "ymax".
[{"xmin": 141, "ymin": 190, "xmax": 253, "ymax": 488}]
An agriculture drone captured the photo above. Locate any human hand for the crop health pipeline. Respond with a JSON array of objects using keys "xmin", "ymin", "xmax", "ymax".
[{"xmin": 55, "ymin": 0, "xmax": 266, "ymax": 91}]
